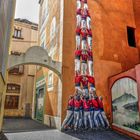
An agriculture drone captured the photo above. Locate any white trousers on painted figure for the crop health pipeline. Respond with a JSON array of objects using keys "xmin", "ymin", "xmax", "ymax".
[
  {"xmin": 75, "ymin": 86, "xmax": 83, "ymax": 94},
  {"xmin": 74, "ymin": 111, "xmax": 80, "ymax": 129},
  {"xmin": 87, "ymin": 36, "xmax": 92, "ymax": 49},
  {"xmin": 101, "ymin": 111, "xmax": 110, "ymax": 127},
  {"xmin": 88, "ymin": 60, "xmax": 93, "ymax": 76},
  {"xmin": 94, "ymin": 110, "xmax": 105, "ymax": 127},
  {"xmin": 83, "ymin": 88, "xmax": 89, "ymax": 95},
  {"xmin": 76, "ymin": 35, "xmax": 81, "ymax": 49},
  {"xmin": 81, "ymin": 62, "xmax": 87, "ymax": 75},
  {"xmin": 75, "ymin": 59, "xmax": 81, "ymax": 72},
  {"xmin": 81, "ymin": 19, "xmax": 87, "ymax": 29},
  {"xmin": 61, "ymin": 110, "xmax": 73, "ymax": 129},
  {"xmin": 78, "ymin": 110, "xmax": 83, "ymax": 128},
  {"xmin": 84, "ymin": 3, "xmax": 88, "ymax": 10},
  {"xmin": 81, "ymin": 39, "xmax": 87, "ymax": 50},
  {"xmin": 89, "ymin": 86, "xmax": 96, "ymax": 92},
  {"xmin": 77, "ymin": 0, "xmax": 81, "ymax": 9},
  {"xmin": 84, "ymin": 111, "xmax": 93, "ymax": 128},
  {"xmin": 76, "ymin": 15, "xmax": 81, "ymax": 28},
  {"xmin": 87, "ymin": 16, "xmax": 91, "ymax": 30}
]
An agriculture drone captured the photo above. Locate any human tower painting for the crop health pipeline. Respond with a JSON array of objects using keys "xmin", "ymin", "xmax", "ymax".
[{"xmin": 62, "ymin": 0, "xmax": 110, "ymax": 131}]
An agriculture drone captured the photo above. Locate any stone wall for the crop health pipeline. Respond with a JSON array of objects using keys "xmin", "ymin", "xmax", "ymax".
[{"xmin": 37, "ymin": 0, "xmax": 63, "ymax": 128}]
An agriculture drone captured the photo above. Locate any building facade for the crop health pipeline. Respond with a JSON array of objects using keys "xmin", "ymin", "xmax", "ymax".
[
  {"xmin": 0, "ymin": 0, "xmax": 16, "ymax": 137},
  {"xmin": 4, "ymin": 19, "xmax": 38, "ymax": 117},
  {"xmin": 37, "ymin": 0, "xmax": 140, "ymax": 138},
  {"xmin": 35, "ymin": 0, "xmax": 62, "ymax": 128}
]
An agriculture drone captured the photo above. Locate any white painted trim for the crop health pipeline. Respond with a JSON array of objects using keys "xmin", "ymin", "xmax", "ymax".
[{"xmin": 47, "ymin": 70, "xmax": 54, "ymax": 91}]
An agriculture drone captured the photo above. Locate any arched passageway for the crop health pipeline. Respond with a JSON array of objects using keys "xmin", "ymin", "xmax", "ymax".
[{"xmin": 8, "ymin": 46, "xmax": 62, "ymax": 79}]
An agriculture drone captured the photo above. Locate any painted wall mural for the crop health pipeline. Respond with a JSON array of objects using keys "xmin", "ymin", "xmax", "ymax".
[
  {"xmin": 61, "ymin": 0, "xmax": 110, "ymax": 131},
  {"xmin": 111, "ymin": 78, "xmax": 140, "ymax": 132}
]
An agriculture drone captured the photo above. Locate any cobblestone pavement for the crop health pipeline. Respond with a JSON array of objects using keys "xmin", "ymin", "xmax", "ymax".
[
  {"xmin": 2, "ymin": 118, "xmax": 50, "ymax": 133},
  {"xmin": 5, "ymin": 129, "xmax": 134, "ymax": 140}
]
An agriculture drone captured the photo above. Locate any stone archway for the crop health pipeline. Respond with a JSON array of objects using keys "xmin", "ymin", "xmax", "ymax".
[
  {"xmin": 7, "ymin": 46, "xmax": 63, "ymax": 129},
  {"xmin": 8, "ymin": 46, "xmax": 62, "ymax": 79}
]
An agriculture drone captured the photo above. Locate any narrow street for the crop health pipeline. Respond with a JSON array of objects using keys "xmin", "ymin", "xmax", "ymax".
[
  {"xmin": 5, "ymin": 129, "xmax": 133, "ymax": 140},
  {"xmin": 3, "ymin": 118, "xmax": 134, "ymax": 140},
  {"xmin": 2, "ymin": 118, "xmax": 50, "ymax": 133}
]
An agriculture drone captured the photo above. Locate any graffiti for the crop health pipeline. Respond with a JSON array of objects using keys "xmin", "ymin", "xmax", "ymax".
[{"xmin": 112, "ymin": 78, "xmax": 140, "ymax": 132}]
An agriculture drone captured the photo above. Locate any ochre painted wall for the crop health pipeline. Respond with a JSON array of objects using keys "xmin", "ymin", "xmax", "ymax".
[
  {"xmin": 4, "ymin": 20, "xmax": 38, "ymax": 117},
  {"xmin": 62, "ymin": 0, "xmax": 76, "ymax": 120},
  {"xmin": 133, "ymin": 0, "xmax": 140, "ymax": 54},
  {"xmin": 38, "ymin": 0, "xmax": 62, "ymax": 118},
  {"xmin": 62, "ymin": 0, "xmax": 140, "ymax": 121}
]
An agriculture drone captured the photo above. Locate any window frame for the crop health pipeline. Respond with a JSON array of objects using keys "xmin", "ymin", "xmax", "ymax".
[
  {"xmin": 47, "ymin": 71, "xmax": 54, "ymax": 92},
  {"xmin": 6, "ymin": 83, "xmax": 21, "ymax": 93},
  {"xmin": 127, "ymin": 26, "xmax": 136, "ymax": 48},
  {"xmin": 13, "ymin": 27, "xmax": 23, "ymax": 39}
]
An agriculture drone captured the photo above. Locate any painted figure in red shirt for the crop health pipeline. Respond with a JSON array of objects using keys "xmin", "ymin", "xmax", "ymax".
[
  {"xmin": 76, "ymin": 8, "xmax": 82, "ymax": 28},
  {"xmin": 87, "ymin": 12, "xmax": 91, "ymax": 30},
  {"xmin": 81, "ymin": 50, "xmax": 88, "ymax": 75},
  {"xmin": 81, "ymin": 75, "xmax": 89, "ymax": 94},
  {"xmin": 99, "ymin": 96, "xmax": 110, "ymax": 128},
  {"xmin": 87, "ymin": 48, "xmax": 93, "ymax": 76},
  {"xmin": 87, "ymin": 29, "xmax": 93, "ymax": 49},
  {"xmin": 74, "ymin": 95, "xmax": 82, "ymax": 130},
  {"xmin": 87, "ymin": 75, "xmax": 96, "ymax": 92},
  {"xmin": 81, "ymin": 10, "xmax": 87, "ymax": 29},
  {"xmin": 75, "ymin": 48, "xmax": 82, "ymax": 73},
  {"xmin": 77, "ymin": 0, "xmax": 82, "ymax": 10},
  {"xmin": 83, "ymin": 95, "xmax": 93, "ymax": 129},
  {"xmin": 81, "ymin": 28, "xmax": 88, "ymax": 50},
  {"xmin": 61, "ymin": 95, "xmax": 74, "ymax": 130},
  {"xmin": 76, "ymin": 27, "xmax": 81, "ymax": 49},
  {"xmin": 92, "ymin": 94, "xmax": 105, "ymax": 128},
  {"xmin": 75, "ymin": 73, "xmax": 83, "ymax": 92},
  {"xmin": 82, "ymin": 0, "xmax": 88, "ymax": 10}
]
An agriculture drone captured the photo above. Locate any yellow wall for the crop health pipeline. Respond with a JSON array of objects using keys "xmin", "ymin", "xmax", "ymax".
[
  {"xmin": 38, "ymin": 0, "xmax": 62, "ymax": 117},
  {"xmin": 4, "ymin": 20, "xmax": 39, "ymax": 117},
  {"xmin": 0, "ymin": 0, "xmax": 16, "ymax": 131}
]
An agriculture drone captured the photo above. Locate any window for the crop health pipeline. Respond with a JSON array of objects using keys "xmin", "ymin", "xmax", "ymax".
[
  {"xmin": 5, "ymin": 95, "xmax": 19, "ymax": 109},
  {"xmin": 13, "ymin": 28, "xmax": 23, "ymax": 39},
  {"xmin": 41, "ymin": 0, "xmax": 48, "ymax": 26},
  {"xmin": 9, "ymin": 65, "xmax": 24, "ymax": 75},
  {"xmin": 127, "ymin": 27, "xmax": 136, "ymax": 47},
  {"xmin": 6, "ymin": 84, "xmax": 20, "ymax": 93},
  {"xmin": 50, "ymin": 17, "xmax": 56, "ymax": 41},
  {"xmin": 38, "ymin": 88, "xmax": 44, "ymax": 98},
  {"xmin": 47, "ymin": 71, "xmax": 53, "ymax": 91},
  {"xmin": 40, "ymin": 29, "xmax": 46, "ymax": 49}
]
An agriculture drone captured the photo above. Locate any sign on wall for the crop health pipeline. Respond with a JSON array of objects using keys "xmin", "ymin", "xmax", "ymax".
[{"xmin": 111, "ymin": 78, "xmax": 140, "ymax": 133}]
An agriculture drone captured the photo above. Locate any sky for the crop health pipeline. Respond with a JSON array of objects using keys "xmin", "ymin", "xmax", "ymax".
[{"xmin": 15, "ymin": 0, "xmax": 40, "ymax": 24}]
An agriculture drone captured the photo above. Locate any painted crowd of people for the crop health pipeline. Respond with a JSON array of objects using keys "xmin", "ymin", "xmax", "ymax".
[
  {"xmin": 61, "ymin": 0, "xmax": 110, "ymax": 131},
  {"xmin": 61, "ymin": 90, "xmax": 110, "ymax": 131}
]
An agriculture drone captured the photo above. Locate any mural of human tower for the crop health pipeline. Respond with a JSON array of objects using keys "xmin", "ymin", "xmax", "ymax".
[{"xmin": 61, "ymin": 0, "xmax": 110, "ymax": 131}]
